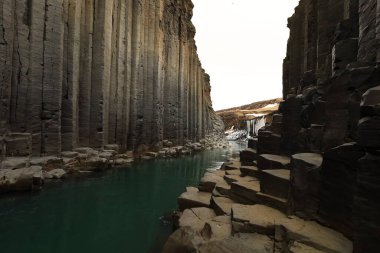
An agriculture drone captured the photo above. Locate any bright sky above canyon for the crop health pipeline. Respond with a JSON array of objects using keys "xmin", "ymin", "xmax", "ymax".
[{"xmin": 192, "ymin": 0, "xmax": 299, "ymax": 110}]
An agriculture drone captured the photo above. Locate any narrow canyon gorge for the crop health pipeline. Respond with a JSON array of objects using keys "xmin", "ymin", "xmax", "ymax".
[
  {"xmin": 0, "ymin": 0, "xmax": 379, "ymax": 253},
  {"xmin": 163, "ymin": 0, "xmax": 380, "ymax": 253}
]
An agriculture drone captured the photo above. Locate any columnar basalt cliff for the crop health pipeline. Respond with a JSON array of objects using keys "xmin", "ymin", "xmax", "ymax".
[
  {"xmin": 164, "ymin": 1, "xmax": 379, "ymax": 253},
  {"xmin": 0, "ymin": 0, "xmax": 222, "ymax": 158},
  {"xmin": 281, "ymin": 1, "xmax": 379, "ymax": 252}
]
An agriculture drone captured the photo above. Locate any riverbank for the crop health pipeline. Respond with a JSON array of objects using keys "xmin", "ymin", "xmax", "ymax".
[
  {"xmin": 0, "ymin": 142, "xmax": 244, "ymax": 253},
  {"xmin": 162, "ymin": 147, "xmax": 353, "ymax": 253},
  {"xmin": 0, "ymin": 134, "xmax": 228, "ymax": 194}
]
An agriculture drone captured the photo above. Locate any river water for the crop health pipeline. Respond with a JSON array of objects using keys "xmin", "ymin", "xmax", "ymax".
[{"xmin": 0, "ymin": 142, "xmax": 245, "ymax": 253}]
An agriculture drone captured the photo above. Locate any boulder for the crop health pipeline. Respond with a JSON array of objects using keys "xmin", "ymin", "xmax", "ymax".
[
  {"xmin": 61, "ymin": 151, "xmax": 79, "ymax": 158},
  {"xmin": 46, "ymin": 169, "xmax": 67, "ymax": 179},
  {"xmin": 0, "ymin": 166, "xmax": 44, "ymax": 192},
  {"xmin": 1, "ymin": 157, "xmax": 28, "ymax": 170},
  {"xmin": 162, "ymin": 227, "xmax": 205, "ymax": 253}
]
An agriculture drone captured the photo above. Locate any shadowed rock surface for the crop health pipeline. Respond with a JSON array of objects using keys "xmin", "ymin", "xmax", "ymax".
[
  {"xmin": 165, "ymin": 0, "xmax": 380, "ymax": 252},
  {"xmin": 0, "ymin": 0, "xmax": 223, "ymax": 157}
]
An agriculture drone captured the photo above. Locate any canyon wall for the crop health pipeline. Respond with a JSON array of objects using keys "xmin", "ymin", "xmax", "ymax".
[
  {"xmin": 272, "ymin": 0, "xmax": 379, "ymax": 252},
  {"xmin": 0, "ymin": 0, "xmax": 222, "ymax": 157}
]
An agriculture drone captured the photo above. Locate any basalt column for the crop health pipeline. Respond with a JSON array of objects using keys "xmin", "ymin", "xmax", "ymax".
[
  {"xmin": 0, "ymin": 0, "xmax": 222, "ymax": 156},
  {"xmin": 279, "ymin": 0, "xmax": 380, "ymax": 252}
]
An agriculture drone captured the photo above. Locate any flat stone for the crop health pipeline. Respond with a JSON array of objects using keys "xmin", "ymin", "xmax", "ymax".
[
  {"xmin": 223, "ymin": 161, "xmax": 241, "ymax": 170},
  {"xmin": 278, "ymin": 216, "xmax": 353, "ymax": 253},
  {"xmin": 0, "ymin": 166, "xmax": 44, "ymax": 192},
  {"xmin": 232, "ymin": 204, "xmax": 287, "ymax": 234},
  {"xmin": 291, "ymin": 153, "xmax": 323, "ymax": 168},
  {"xmin": 215, "ymin": 181, "xmax": 231, "ymax": 196},
  {"xmin": 178, "ymin": 187, "xmax": 212, "ymax": 211},
  {"xmin": 114, "ymin": 158, "xmax": 134, "ymax": 165},
  {"xmin": 256, "ymin": 192, "xmax": 288, "ymax": 213},
  {"xmin": 199, "ymin": 233, "xmax": 274, "ymax": 253},
  {"xmin": 258, "ymin": 154, "xmax": 291, "ymax": 171},
  {"xmin": 230, "ymin": 180, "xmax": 261, "ymax": 203},
  {"xmin": 61, "ymin": 151, "xmax": 79, "ymax": 158},
  {"xmin": 162, "ymin": 227, "xmax": 205, "ymax": 253},
  {"xmin": 211, "ymin": 196, "xmax": 236, "ymax": 215},
  {"xmin": 179, "ymin": 207, "xmax": 216, "ymax": 232},
  {"xmin": 240, "ymin": 165, "xmax": 260, "ymax": 177},
  {"xmin": 104, "ymin": 144, "xmax": 119, "ymax": 152},
  {"xmin": 202, "ymin": 216, "xmax": 232, "ymax": 241},
  {"xmin": 225, "ymin": 169, "xmax": 241, "ymax": 176},
  {"xmin": 1, "ymin": 157, "xmax": 28, "ymax": 170},
  {"xmin": 290, "ymin": 242, "xmax": 325, "ymax": 253},
  {"xmin": 46, "ymin": 169, "xmax": 67, "ymax": 179},
  {"xmin": 199, "ymin": 172, "xmax": 226, "ymax": 192}
]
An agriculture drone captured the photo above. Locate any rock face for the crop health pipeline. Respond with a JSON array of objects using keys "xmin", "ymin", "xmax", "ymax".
[
  {"xmin": 0, "ymin": 0, "xmax": 222, "ymax": 157},
  {"xmin": 274, "ymin": 0, "xmax": 380, "ymax": 252}
]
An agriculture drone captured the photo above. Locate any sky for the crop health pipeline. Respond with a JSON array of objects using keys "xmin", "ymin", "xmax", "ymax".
[{"xmin": 191, "ymin": 0, "xmax": 299, "ymax": 110}]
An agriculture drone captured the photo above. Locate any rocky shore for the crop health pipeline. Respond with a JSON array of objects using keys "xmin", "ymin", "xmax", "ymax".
[
  {"xmin": 0, "ymin": 134, "xmax": 228, "ymax": 193},
  {"xmin": 163, "ymin": 0, "xmax": 380, "ymax": 252},
  {"xmin": 162, "ymin": 149, "xmax": 352, "ymax": 253}
]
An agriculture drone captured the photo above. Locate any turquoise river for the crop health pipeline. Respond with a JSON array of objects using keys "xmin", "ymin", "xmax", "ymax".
[{"xmin": 0, "ymin": 142, "xmax": 244, "ymax": 253}]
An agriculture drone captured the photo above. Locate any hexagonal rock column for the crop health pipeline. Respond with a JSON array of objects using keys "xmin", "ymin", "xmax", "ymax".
[{"xmin": 288, "ymin": 153, "xmax": 323, "ymax": 219}]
